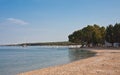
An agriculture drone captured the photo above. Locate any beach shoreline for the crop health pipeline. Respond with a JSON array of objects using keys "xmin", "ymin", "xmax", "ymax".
[{"xmin": 18, "ymin": 48, "xmax": 120, "ymax": 75}]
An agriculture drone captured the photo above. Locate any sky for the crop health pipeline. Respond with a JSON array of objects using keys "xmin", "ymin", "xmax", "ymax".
[{"xmin": 0, "ymin": 0, "xmax": 120, "ymax": 44}]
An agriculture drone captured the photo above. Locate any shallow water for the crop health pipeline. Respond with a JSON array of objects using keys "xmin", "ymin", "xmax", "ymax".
[{"xmin": 0, "ymin": 46, "xmax": 96, "ymax": 75}]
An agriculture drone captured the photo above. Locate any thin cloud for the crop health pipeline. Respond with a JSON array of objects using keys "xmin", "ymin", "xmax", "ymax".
[{"xmin": 7, "ymin": 18, "xmax": 29, "ymax": 25}]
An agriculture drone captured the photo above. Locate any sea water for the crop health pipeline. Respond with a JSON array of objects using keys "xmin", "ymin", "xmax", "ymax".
[{"xmin": 0, "ymin": 46, "xmax": 96, "ymax": 75}]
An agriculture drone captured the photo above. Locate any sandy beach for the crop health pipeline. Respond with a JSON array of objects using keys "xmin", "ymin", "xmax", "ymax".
[{"xmin": 18, "ymin": 49, "xmax": 120, "ymax": 75}]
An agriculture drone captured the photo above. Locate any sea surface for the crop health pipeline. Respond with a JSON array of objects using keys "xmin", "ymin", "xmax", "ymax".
[{"xmin": 0, "ymin": 46, "xmax": 96, "ymax": 75}]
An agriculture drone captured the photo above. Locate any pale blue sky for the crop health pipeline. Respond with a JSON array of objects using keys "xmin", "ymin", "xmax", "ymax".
[{"xmin": 0, "ymin": 0, "xmax": 120, "ymax": 44}]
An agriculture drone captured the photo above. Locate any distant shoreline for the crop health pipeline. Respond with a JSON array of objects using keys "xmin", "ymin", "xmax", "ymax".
[
  {"xmin": 18, "ymin": 48, "xmax": 120, "ymax": 75},
  {"xmin": 1, "ymin": 44, "xmax": 120, "ymax": 50},
  {"xmin": 0, "ymin": 41, "xmax": 77, "ymax": 46}
]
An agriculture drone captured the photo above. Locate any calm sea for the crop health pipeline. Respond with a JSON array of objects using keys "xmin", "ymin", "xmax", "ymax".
[{"xmin": 0, "ymin": 46, "xmax": 96, "ymax": 75}]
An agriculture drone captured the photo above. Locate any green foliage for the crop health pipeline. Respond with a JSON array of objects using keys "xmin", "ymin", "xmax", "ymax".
[
  {"xmin": 105, "ymin": 23, "xmax": 120, "ymax": 46},
  {"xmin": 68, "ymin": 30, "xmax": 82, "ymax": 44},
  {"xmin": 105, "ymin": 25, "xmax": 114, "ymax": 46},
  {"xmin": 82, "ymin": 25, "xmax": 94, "ymax": 44},
  {"xmin": 114, "ymin": 23, "xmax": 120, "ymax": 43},
  {"xmin": 99, "ymin": 26, "xmax": 106, "ymax": 44},
  {"xmin": 68, "ymin": 23, "xmax": 120, "ymax": 47},
  {"xmin": 68, "ymin": 24, "xmax": 106, "ymax": 47}
]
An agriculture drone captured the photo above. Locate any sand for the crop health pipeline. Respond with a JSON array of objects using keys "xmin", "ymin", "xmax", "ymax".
[{"xmin": 18, "ymin": 49, "xmax": 120, "ymax": 75}]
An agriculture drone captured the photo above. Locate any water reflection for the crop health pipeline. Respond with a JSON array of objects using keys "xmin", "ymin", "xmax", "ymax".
[{"xmin": 68, "ymin": 48, "xmax": 96, "ymax": 62}]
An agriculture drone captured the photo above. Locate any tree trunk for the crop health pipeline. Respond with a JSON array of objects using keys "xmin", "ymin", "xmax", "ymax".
[{"xmin": 112, "ymin": 43, "xmax": 114, "ymax": 47}]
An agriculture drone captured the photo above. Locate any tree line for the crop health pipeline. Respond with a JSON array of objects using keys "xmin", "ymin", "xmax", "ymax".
[{"xmin": 68, "ymin": 23, "xmax": 120, "ymax": 47}]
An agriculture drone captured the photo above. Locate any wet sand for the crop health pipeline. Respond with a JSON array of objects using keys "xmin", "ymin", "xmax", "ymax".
[{"xmin": 18, "ymin": 49, "xmax": 120, "ymax": 75}]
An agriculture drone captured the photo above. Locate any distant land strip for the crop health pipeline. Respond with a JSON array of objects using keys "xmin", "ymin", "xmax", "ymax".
[{"xmin": 1, "ymin": 41, "xmax": 78, "ymax": 46}]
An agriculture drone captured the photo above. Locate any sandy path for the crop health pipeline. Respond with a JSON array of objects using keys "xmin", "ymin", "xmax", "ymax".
[{"xmin": 18, "ymin": 49, "xmax": 120, "ymax": 75}]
